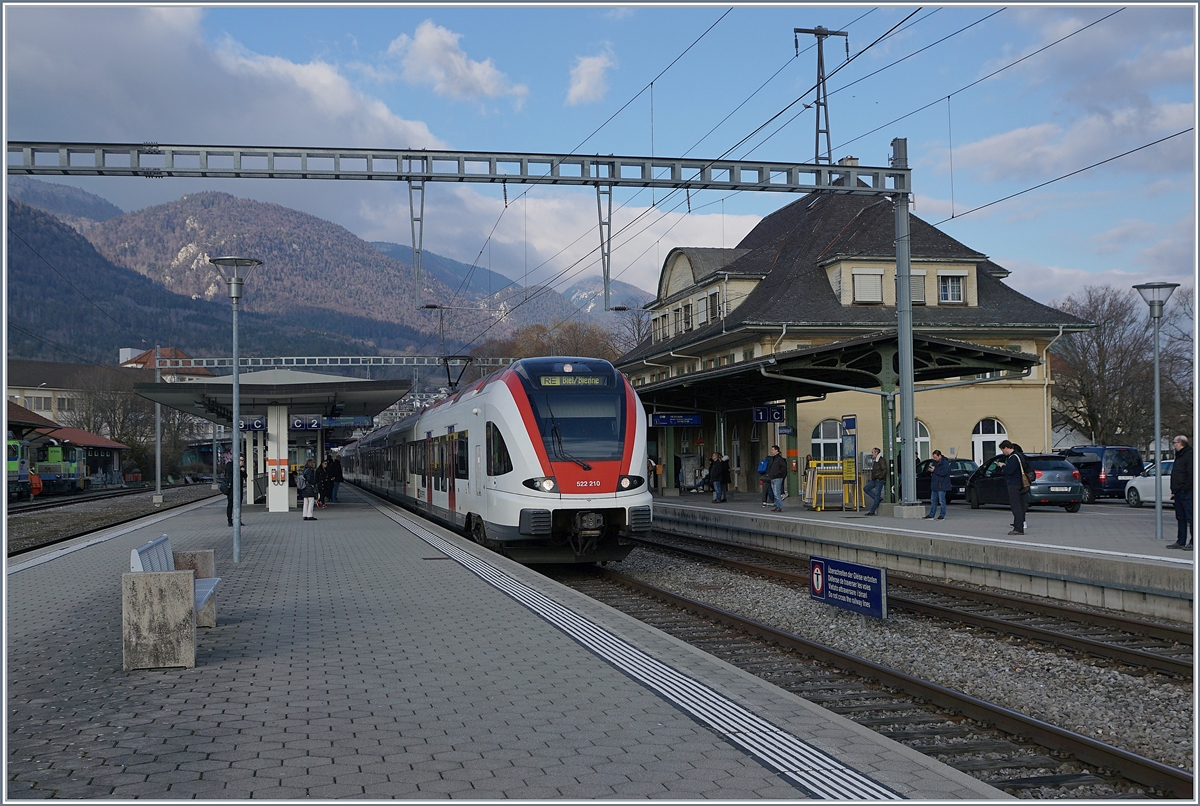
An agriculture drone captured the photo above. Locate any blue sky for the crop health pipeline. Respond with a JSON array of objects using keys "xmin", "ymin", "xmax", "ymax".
[{"xmin": 4, "ymin": 4, "xmax": 1196, "ymax": 306}]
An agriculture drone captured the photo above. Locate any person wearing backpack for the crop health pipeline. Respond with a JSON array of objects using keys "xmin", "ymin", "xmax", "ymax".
[
  {"xmin": 223, "ymin": 453, "xmax": 245, "ymax": 527},
  {"xmin": 757, "ymin": 455, "xmax": 772, "ymax": 507},
  {"xmin": 999, "ymin": 440, "xmax": 1029, "ymax": 535},
  {"xmin": 299, "ymin": 458, "xmax": 318, "ymax": 520}
]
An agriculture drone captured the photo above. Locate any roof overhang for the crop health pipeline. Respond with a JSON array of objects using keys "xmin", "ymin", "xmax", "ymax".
[
  {"xmin": 631, "ymin": 330, "xmax": 1041, "ymax": 411},
  {"xmin": 134, "ymin": 369, "xmax": 411, "ymax": 427}
]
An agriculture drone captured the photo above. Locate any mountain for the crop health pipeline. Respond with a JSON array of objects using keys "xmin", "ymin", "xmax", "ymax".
[
  {"xmin": 6, "ymin": 199, "xmax": 424, "ymax": 365},
  {"xmin": 370, "ymin": 241, "xmax": 518, "ymax": 299},
  {"xmin": 7, "ymin": 176, "xmax": 124, "ymax": 233},
  {"xmin": 561, "ymin": 276, "xmax": 655, "ymax": 316}
]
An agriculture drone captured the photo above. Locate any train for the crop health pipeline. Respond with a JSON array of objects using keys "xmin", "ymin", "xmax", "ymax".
[
  {"xmin": 30, "ymin": 441, "xmax": 85, "ymax": 495},
  {"xmin": 341, "ymin": 356, "xmax": 653, "ymax": 563},
  {"xmin": 7, "ymin": 438, "xmax": 31, "ymax": 500}
]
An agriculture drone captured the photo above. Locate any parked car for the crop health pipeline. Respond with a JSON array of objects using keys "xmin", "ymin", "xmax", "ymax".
[
  {"xmin": 1056, "ymin": 446, "xmax": 1144, "ymax": 504},
  {"xmin": 914, "ymin": 458, "xmax": 978, "ymax": 502},
  {"xmin": 966, "ymin": 453, "xmax": 1083, "ymax": 512},
  {"xmin": 1125, "ymin": 460, "xmax": 1175, "ymax": 508}
]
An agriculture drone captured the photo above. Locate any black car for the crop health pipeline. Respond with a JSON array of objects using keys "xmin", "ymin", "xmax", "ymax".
[
  {"xmin": 966, "ymin": 453, "xmax": 1083, "ymax": 512},
  {"xmin": 1056, "ymin": 445, "xmax": 1144, "ymax": 504},
  {"xmin": 914, "ymin": 458, "xmax": 978, "ymax": 502}
]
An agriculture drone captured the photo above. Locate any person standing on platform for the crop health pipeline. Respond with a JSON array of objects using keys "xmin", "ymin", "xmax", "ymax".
[
  {"xmin": 766, "ymin": 445, "xmax": 788, "ymax": 512},
  {"xmin": 1167, "ymin": 435, "xmax": 1193, "ymax": 550},
  {"xmin": 330, "ymin": 454, "xmax": 344, "ymax": 503},
  {"xmin": 758, "ymin": 455, "xmax": 772, "ymax": 508},
  {"xmin": 300, "ymin": 459, "xmax": 319, "ymax": 521},
  {"xmin": 924, "ymin": 450, "xmax": 951, "ymax": 520},
  {"xmin": 998, "ymin": 440, "xmax": 1029, "ymax": 535},
  {"xmin": 709, "ymin": 452, "xmax": 730, "ymax": 503},
  {"xmin": 224, "ymin": 453, "xmax": 246, "ymax": 527},
  {"xmin": 316, "ymin": 459, "xmax": 331, "ymax": 507},
  {"xmin": 864, "ymin": 448, "xmax": 887, "ymax": 516}
]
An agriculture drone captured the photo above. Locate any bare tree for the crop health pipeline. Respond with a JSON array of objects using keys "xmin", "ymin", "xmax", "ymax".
[
  {"xmin": 1052, "ymin": 284, "xmax": 1193, "ymax": 447},
  {"xmin": 610, "ymin": 297, "xmax": 653, "ymax": 356}
]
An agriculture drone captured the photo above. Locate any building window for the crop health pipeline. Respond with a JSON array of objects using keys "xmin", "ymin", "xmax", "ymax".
[
  {"xmin": 895, "ymin": 419, "xmax": 932, "ymax": 461},
  {"xmin": 708, "ymin": 292, "xmax": 720, "ymax": 320},
  {"xmin": 910, "ymin": 274, "xmax": 926, "ymax": 304},
  {"xmin": 939, "ymin": 275, "xmax": 963, "ymax": 303},
  {"xmin": 811, "ymin": 419, "xmax": 844, "ymax": 462},
  {"xmin": 696, "ymin": 296, "xmax": 708, "ymax": 325},
  {"xmin": 57, "ymin": 397, "xmax": 75, "ymax": 412},
  {"xmin": 682, "ymin": 304, "xmax": 693, "ymax": 331},
  {"xmin": 852, "ymin": 272, "xmax": 884, "ymax": 303},
  {"xmin": 971, "ymin": 418, "xmax": 1007, "ymax": 464},
  {"xmin": 742, "ymin": 348, "xmax": 755, "ymax": 362},
  {"xmin": 673, "ymin": 308, "xmax": 682, "ymax": 334}
]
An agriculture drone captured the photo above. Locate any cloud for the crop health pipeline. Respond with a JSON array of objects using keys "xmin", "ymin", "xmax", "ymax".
[
  {"xmin": 999, "ymin": 257, "xmax": 1193, "ymax": 306},
  {"xmin": 387, "ymin": 20, "xmax": 528, "ymax": 106},
  {"xmin": 949, "ymin": 104, "xmax": 1193, "ymax": 183},
  {"xmin": 566, "ymin": 48, "xmax": 617, "ymax": 106},
  {"xmin": 5, "ymin": 6, "xmax": 443, "ymax": 150}
]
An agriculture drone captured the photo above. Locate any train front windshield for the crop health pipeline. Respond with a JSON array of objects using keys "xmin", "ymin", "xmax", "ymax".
[{"xmin": 518, "ymin": 360, "xmax": 627, "ymax": 462}]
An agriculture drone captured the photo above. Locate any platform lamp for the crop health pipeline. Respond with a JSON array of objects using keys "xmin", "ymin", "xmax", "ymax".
[
  {"xmin": 210, "ymin": 256, "xmax": 262, "ymax": 563},
  {"xmin": 1133, "ymin": 281, "xmax": 1180, "ymax": 544}
]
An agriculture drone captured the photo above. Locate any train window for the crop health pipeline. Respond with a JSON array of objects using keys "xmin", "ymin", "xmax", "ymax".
[
  {"xmin": 487, "ymin": 422, "xmax": 513, "ymax": 476},
  {"xmin": 528, "ymin": 394, "xmax": 624, "ymax": 461},
  {"xmin": 456, "ymin": 433, "xmax": 469, "ymax": 479}
]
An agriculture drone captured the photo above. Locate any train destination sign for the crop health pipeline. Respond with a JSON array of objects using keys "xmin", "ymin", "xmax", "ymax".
[
  {"xmin": 539, "ymin": 375, "xmax": 608, "ymax": 386},
  {"xmin": 649, "ymin": 413, "xmax": 702, "ymax": 427},
  {"xmin": 809, "ymin": 556, "xmax": 887, "ymax": 619}
]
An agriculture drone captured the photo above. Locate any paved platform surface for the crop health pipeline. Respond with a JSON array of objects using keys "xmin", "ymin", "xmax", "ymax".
[
  {"xmin": 6, "ymin": 487, "xmax": 1006, "ymax": 800},
  {"xmin": 656, "ymin": 487, "xmax": 1195, "ymax": 564}
]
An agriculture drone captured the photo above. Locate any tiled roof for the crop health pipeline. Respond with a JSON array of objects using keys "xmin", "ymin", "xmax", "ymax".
[
  {"xmin": 33, "ymin": 426, "xmax": 128, "ymax": 450},
  {"xmin": 7, "ymin": 401, "xmax": 60, "ymax": 429},
  {"xmin": 620, "ymin": 191, "xmax": 1091, "ymax": 365},
  {"xmin": 119, "ymin": 347, "xmax": 215, "ymax": 376}
]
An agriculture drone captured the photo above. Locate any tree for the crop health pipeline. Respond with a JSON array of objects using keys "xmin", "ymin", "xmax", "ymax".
[
  {"xmin": 1051, "ymin": 284, "xmax": 1193, "ymax": 448},
  {"xmin": 610, "ymin": 297, "xmax": 653, "ymax": 356}
]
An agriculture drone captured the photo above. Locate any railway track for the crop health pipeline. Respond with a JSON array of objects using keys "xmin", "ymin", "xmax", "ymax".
[
  {"xmin": 634, "ymin": 532, "xmax": 1193, "ymax": 678},
  {"xmin": 548, "ymin": 566, "xmax": 1192, "ymax": 799},
  {"xmin": 8, "ymin": 484, "xmax": 201, "ymax": 514}
]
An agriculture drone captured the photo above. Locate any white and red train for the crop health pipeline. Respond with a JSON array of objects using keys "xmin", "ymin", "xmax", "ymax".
[{"xmin": 341, "ymin": 357, "xmax": 652, "ymax": 563}]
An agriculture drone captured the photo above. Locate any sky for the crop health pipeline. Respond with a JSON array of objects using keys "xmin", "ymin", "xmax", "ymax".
[{"xmin": 4, "ymin": 3, "xmax": 1196, "ymax": 310}]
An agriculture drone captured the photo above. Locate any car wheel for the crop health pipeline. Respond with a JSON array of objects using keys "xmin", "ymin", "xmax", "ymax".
[
  {"xmin": 968, "ymin": 488, "xmax": 980, "ymax": 509},
  {"xmin": 1064, "ymin": 501, "xmax": 1081, "ymax": 513},
  {"xmin": 1081, "ymin": 483, "xmax": 1095, "ymax": 505},
  {"xmin": 1126, "ymin": 488, "xmax": 1142, "ymax": 508}
]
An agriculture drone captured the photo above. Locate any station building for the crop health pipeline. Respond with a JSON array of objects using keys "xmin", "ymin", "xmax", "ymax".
[{"xmin": 616, "ymin": 178, "xmax": 1092, "ymax": 497}]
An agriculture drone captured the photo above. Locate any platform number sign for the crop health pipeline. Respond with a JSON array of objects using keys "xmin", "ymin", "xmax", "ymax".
[
  {"xmin": 752, "ymin": 406, "xmax": 785, "ymax": 423},
  {"xmin": 238, "ymin": 416, "xmax": 266, "ymax": 431},
  {"xmin": 290, "ymin": 415, "xmax": 323, "ymax": 430}
]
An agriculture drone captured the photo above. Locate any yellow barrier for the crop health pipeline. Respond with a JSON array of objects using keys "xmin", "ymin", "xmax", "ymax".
[{"xmin": 803, "ymin": 464, "xmax": 864, "ymax": 511}]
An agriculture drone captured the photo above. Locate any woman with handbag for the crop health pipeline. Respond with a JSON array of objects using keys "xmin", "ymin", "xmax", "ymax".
[
  {"xmin": 299, "ymin": 459, "xmax": 319, "ymax": 521},
  {"xmin": 999, "ymin": 440, "xmax": 1029, "ymax": 535}
]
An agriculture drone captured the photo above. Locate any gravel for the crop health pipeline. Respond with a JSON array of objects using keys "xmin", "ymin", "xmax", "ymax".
[
  {"xmin": 615, "ymin": 546, "xmax": 1195, "ymax": 775},
  {"xmin": 6, "ymin": 486, "xmax": 220, "ymax": 553}
]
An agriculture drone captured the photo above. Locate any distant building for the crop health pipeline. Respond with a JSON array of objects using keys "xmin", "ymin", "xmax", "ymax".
[
  {"xmin": 118, "ymin": 347, "xmax": 215, "ymax": 382},
  {"xmin": 6, "ymin": 359, "xmax": 151, "ymax": 427}
]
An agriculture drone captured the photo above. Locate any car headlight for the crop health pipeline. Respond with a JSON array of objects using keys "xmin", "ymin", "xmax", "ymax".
[
  {"xmin": 522, "ymin": 477, "xmax": 559, "ymax": 492},
  {"xmin": 618, "ymin": 475, "xmax": 645, "ymax": 490}
]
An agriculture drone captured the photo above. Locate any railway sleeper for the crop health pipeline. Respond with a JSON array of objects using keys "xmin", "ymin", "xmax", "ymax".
[
  {"xmin": 984, "ymin": 772, "xmax": 1108, "ymax": 790},
  {"xmin": 952, "ymin": 754, "xmax": 1061, "ymax": 772},
  {"xmin": 905, "ymin": 739, "xmax": 1026, "ymax": 755},
  {"xmin": 830, "ymin": 701, "xmax": 929, "ymax": 714}
]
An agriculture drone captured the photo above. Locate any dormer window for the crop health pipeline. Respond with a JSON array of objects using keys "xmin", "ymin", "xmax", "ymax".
[
  {"xmin": 938, "ymin": 272, "xmax": 966, "ymax": 304},
  {"xmin": 852, "ymin": 269, "xmax": 884, "ymax": 304},
  {"xmin": 682, "ymin": 304, "xmax": 693, "ymax": 331}
]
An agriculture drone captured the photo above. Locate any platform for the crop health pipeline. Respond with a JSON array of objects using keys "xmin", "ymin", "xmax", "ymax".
[
  {"xmin": 653, "ymin": 489, "xmax": 1194, "ymax": 623},
  {"xmin": 6, "ymin": 486, "xmax": 1006, "ymax": 800}
]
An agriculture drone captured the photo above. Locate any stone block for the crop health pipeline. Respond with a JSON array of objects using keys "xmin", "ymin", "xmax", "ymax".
[
  {"xmin": 122, "ymin": 571, "xmax": 196, "ymax": 670},
  {"xmin": 172, "ymin": 550, "xmax": 218, "ymax": 628}
]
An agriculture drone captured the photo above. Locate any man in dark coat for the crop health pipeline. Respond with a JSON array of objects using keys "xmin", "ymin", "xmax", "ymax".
[
  {"xmin": 924, "ymin": 450, "xmax": 951, "ymax": 520},
  {"xmin": 999, "ymin": 440, "xmax": 1029, "ymax": 535},
  {"xmin": 224, "ymin": 453, "xmax": 246, "ymax": 527},
  {"xmin": 766, "ymin": 445, "xmax": 788, "ymax": 512},
  {"xmin": 330, "ymin": 455, "xmax": 344, "ymax": 503},
  {"xmin": 708, "ymin": 452, "xmax": 730, "ymax": 503},
  {"xmin": 865, "ymin": 448, "xmax": 887, "ymax": 516},
  {"xmin": 1167, "ymin": 435, "xmax": 1193, "ymax": 550}
]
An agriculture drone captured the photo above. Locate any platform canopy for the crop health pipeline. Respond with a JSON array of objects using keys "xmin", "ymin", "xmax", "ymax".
[
  {"xmin": 633, "ymin": 330, "xmax": 1041, "ymax": 411},
  {"xmin": 133, "ymin": 368, "xmax": 410, "ymax": 427}
]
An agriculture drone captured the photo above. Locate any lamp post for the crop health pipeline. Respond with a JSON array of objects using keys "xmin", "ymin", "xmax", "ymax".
[
  {"xmin": 1133, "ymin": 281, "xmax": 1179, "ymax": 544},
  {"xmin": 210, "ymin": 256, "xmax": 262, "ymax": 563}
]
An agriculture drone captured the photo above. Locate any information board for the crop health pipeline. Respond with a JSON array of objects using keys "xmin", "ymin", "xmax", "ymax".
[
  {"xmin": 752, "ymin": 405, "xmax": 786, "ymax": 423},
  {"xmin": 809, "ymin": 556, "xmax": 887, "ymax": 619},
  {"xmin": 649, "ymin": 413, "xmax": 702, "ymax": 427}
]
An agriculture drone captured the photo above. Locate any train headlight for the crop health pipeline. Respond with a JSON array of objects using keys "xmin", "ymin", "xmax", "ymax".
[
  {"xmin": 522, "ymin": 477, "xmax": 559, "ymax": 493},
  {"xmin": 617, "ymin": 475, "xmax": 645, "ymax": 490}
]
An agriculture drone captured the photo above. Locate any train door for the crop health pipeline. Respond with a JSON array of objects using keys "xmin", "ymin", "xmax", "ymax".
[
  {"xmin": 425, "ymin": 437, "xmax": 433, "ymax": 509},
  {"xmin": 400, "ymin": 440, "xmax": 408, "ymax": 497},
  {"xmin": 447, "ymin": 434, "xmax": 458, "ymax": 518}
]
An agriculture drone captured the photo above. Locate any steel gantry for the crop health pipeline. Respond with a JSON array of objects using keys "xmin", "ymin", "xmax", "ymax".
[{"xmin": 7, "ymin": 139, "xmax": 925, "ymax": 505}]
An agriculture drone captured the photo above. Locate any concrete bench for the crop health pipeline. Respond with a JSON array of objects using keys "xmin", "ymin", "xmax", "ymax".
[{"xmin": 121, "ymin": 535, "xmax": 221, "ymax": 670}]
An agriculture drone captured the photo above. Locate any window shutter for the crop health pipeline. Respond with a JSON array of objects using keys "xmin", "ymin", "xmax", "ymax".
[{"xmin": 853, "ymin": 273, "xmax": 883, "ymax": 303}]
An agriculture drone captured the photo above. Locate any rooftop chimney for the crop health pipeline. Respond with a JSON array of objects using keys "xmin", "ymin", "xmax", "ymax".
[{"xmin": 837, "ymin": 156, "xmax": 859, "ymax": 166}]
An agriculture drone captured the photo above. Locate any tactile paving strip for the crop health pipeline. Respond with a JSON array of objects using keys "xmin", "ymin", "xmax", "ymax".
[{"xmin": 376, "ymin": 503, "xmax": 903, "ymax": 800}]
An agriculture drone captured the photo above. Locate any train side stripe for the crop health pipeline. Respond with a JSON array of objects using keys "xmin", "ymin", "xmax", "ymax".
[
  {"xmin": 502, "ymin": 372, "xmax": 551, "ymax": 476},
  {"xmin": 375, "ymin": 504, "xmax": 904, "ymax": 801}
]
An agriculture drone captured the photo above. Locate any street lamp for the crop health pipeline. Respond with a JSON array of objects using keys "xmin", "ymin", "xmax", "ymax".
[
  {"xmin": 210, "ymin": 256, "xmax": 262, "ymax": 563},
  {"xmin": 1133, "ymin": 281, "xmax": 1180, "ymax": 545}
]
